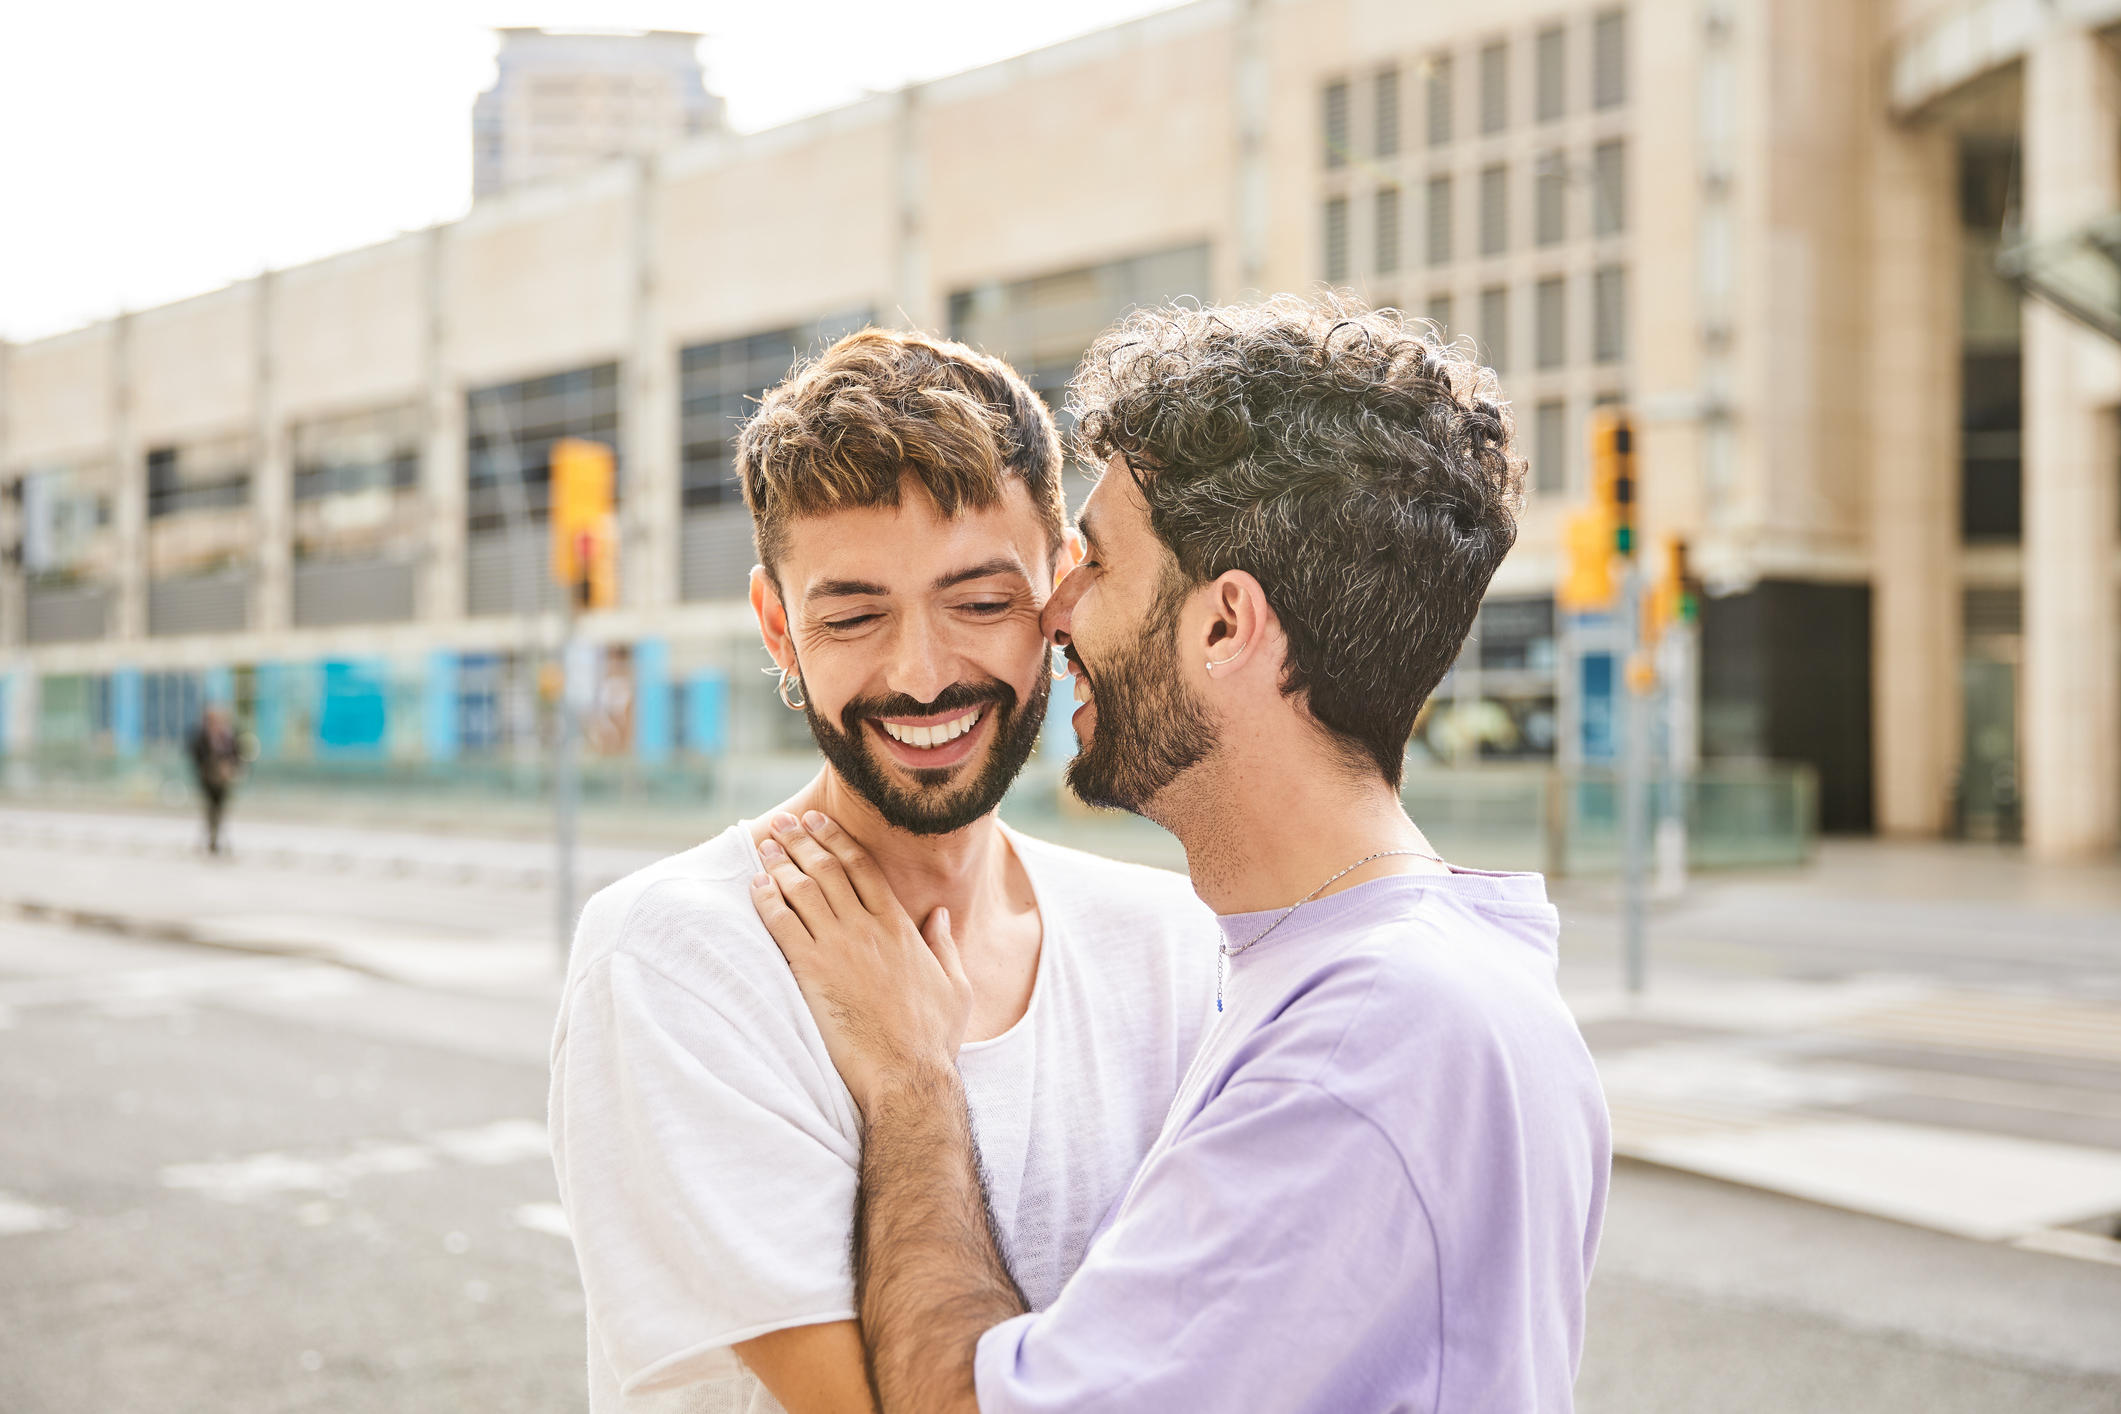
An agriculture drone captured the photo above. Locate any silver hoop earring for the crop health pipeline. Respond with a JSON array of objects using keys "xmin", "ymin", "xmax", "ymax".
[
  {"xmin": 1050, "ymin": 646, "xmax": 1070, "ymax": 681},
  {"xmin": 778, "ymin": 670, "xmax": 808, "ymax": 711}
]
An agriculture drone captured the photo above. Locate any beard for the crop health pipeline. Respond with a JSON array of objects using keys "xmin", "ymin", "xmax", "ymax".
[
  {"xmin": 804, "ymin": 669, "xmax": 1050, "ymax": 837},
  {"xmin": 1064, "ymin": 576, "xmax": 1219, "ymax": 815}
]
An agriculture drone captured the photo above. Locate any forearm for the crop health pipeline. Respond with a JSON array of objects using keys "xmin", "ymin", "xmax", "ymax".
[{"xmin": 853, "ymin": 1065, "xmax": 1026, "ymax": 1414}]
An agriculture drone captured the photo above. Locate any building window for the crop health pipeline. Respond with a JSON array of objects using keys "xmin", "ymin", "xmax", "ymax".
[
  {"xmin": 1375, "ymin": 66, "xmax": 1401, "ymax": 157},
  {"xmin": 1536, "ymin": 25, "xmax": 1566, "ymax": 122},
  {"xmin": 465, "ymin": 362, "xmax": 621, "ymax": 534},
  {"xmin": 1480, "ymin": 284, "xmax": 1509, "ymax": 371},
  {"xmin": 1479, "ymin": 41, "xmax": 1508, "ymax": 134},
  {"xmin": 1536, "ymin": 277, "xmax": 1567, "ymax": 369},
  {"xmin": 1323, "ymin": 196, "xmax": 1351, "ymax": 282},
  {"xmin": 1375, "ymin": 186, "xmax": 1402, "ymax": 274},
  {"xmin": 1425, "ymin": 292, "xmax": 1454, "ymax": 337},
  {"xmin": 1593, "ymin": 265, "xmax": 1628, "ymax": 362},
  {"xmin": 679, "ymin": 323, "xmax": 858, "ymax": 508},
  {"xmin": 146, "ymin": 437, "xmax": 251, "ymax": 519},
  {"xmin": 293, "ymin": 406, "xmax": 420, "ymax": 504},
  {"xmin": 1323, "ymin": 79, "xmax": 1350, "ymax": 168},
  {"xmin": 1425, "ymin": 54, "xmax": 1453, "ymax": 147},
  {"xmin": 1535, "ymin": 153, "xmax": 1567, "ymax": 245},
  {"xmin": 1480, "ymin": 163, "xmax": 1508, "ymax": 256},
  {"xmin": 1593, "ymin": 10, "xmax": 1627, "ymax": 110},
  {"xmin": 1534, "ymin": 399, "xmax": 1568, "ymax": 494},
  {"xmin": 1426, "ymin": 175, "xmax": 1454, "ymax": 266},
  {"xmin": 948, "ymin": 243, "xmax": 1212, "ymax": 423},
  {"xmin": 1592, "ymin": 139, "xmax": 1627, "ymax": 236}
]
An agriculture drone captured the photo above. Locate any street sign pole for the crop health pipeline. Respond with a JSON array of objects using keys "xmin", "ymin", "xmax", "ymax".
[
  {"xmin": 547, "ymin": 437, "xmax": 615, "ymax": 967},
  {"xmin": 1620, "ymin": 563, "xmax": 1650, "ymax": 997},
  {"xmin": 555, "ymin": 591, "xmax": 579, "ymax": 964}
]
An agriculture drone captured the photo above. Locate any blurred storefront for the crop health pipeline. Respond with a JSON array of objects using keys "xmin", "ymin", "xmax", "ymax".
[{"xmin": 2, "ymin": 0, "xmax": 2118, "ymax": 856}]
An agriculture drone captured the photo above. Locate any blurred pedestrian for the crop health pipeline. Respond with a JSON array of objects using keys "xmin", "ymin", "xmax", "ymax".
[{"xmin": 186, "ymin": 704, "xmax": 243, "ymax": 855}]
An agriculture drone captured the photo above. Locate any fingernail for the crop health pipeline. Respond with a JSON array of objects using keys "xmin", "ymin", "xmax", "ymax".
[
  {"xmin": 751, "ymin": 872, "xmax": 771, "ymax": 888},
  {"xmin": 803, "ymin": 811, "xmax": 829, "ymax": 832},
  {"xmin": 759, "ymin": 838, "xmax": 785, "ymax": 860},
  {"xmin": 770, "ymin": 811, "xmax": 799, "ymax": 833}
]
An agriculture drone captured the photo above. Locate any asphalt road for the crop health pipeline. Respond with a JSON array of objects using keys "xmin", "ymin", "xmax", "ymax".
[{"xmin": 4, "ymin": 912, "xmax": 2118, "ymax": 1412}]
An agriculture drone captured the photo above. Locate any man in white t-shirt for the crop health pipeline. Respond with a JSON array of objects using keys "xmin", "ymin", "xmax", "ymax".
[{"xmin": 547, "ymin": 328, "xmax": 1217, "ymax": 1414}]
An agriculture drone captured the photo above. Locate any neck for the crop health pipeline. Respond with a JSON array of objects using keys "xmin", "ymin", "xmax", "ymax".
[
  {"xmin": 769, "ymin": 768, "xmax": 1019, "ymax": 940},
  {"xmin": 1159, "ymin": 749, "xmax": 1439, "ymax": 916}
]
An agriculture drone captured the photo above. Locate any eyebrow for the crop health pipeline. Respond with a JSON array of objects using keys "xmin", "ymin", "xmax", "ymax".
[
  {"xmin": 1076, "ymin": 510, "xmax": 1102, "ymax": 553},
  {"xmin": 932, "ymin": 557, "xmax": 1029, "ymax": 591},
  {"xmin": 804, "ymin": 557, "xmax": 1028, "ymax": 603},
  {"xmin": 806, "ymin": 577, "xmax": 891, "ymax": 602}
]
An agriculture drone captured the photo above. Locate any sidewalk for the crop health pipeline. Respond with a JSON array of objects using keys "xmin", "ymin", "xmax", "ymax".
[{"xmin": 7, "ymin": 803, "xmax": 2121, "ymax": 1264}]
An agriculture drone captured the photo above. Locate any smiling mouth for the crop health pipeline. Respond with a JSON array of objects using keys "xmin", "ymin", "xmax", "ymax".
[{"xmin": 876, "ymin": 707, "xmax": 984, "ymax": 750}]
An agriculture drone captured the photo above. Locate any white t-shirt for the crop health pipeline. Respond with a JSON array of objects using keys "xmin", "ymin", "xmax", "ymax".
[{"xmin": 549, "ymin": 820, "xmax": 1217, "ymax": 1413}]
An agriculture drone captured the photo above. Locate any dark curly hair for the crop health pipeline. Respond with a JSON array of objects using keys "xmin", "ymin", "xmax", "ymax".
[{"xmin": 1069, "ymin": 295, "xmax": 1524, "ymax": 785}]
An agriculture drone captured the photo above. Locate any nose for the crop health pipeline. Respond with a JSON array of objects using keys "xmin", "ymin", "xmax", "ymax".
[
  {"xmin": 1042, "ymin": 565, "xmax": 1087, "ymax": 650},
  {"xmin": 887, "ymin": 615, "xmax": 960, "ymax": 705}
]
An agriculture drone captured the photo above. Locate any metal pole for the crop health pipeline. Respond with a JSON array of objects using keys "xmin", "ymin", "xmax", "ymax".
[
  {"xmin": 555, "ymin": 591, "xmax": 579, "ymax": 962},
  {"xmin": 1620, "ymin": 564, "xmax": 1649, "ymax": 995}
]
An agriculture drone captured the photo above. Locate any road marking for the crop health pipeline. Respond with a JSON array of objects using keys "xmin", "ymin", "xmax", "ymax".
[
  {"xmin": 0, "ymin": 1192, "xmax": 71, "ymax": 1237},
  {"xmin": 1627, "ymin": 1117, "xmax": 2121, "ymax": 1243},
  {"xmin": 2012, "ymin": 1227, "xmax": 2121, "ymax": 1267},
  {"xmin": 515, "ymin": 1202, "xmax": 571, "ymax": 1240},
  {"xmin": 160, "ymin": 1120, "xmax": 546, "ymax": 1204}
]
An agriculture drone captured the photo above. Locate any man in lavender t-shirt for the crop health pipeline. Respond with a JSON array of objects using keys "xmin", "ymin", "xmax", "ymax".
[{"xmin": 750, "ymin": 297, "xmax": 1612, "ymax": 1413}]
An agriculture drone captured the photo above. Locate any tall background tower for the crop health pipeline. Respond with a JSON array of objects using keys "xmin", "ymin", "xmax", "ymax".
[{"xmin": 472, "ymin": 28, "xmax": 724, "ymax": 200}]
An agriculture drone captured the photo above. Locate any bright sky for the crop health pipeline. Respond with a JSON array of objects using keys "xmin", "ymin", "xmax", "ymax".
[{"xmin": 0, "ymin": 0, "xmax": 1185, "ymax": 343}]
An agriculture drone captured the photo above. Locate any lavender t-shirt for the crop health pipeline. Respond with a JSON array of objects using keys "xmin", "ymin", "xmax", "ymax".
[{"xmin": 973, "ymin": 869, "xmax": 1611, "ymax": 1414}]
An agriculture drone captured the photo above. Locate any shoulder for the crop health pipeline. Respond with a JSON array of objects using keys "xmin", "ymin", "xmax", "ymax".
[
  {"xmin": 1262, "ymin": 900, "xmax": 1588, "ymax": 1093},
  {"xmin": 560, "ymin": 825, "xmax": 794, "ymax": 1024}
]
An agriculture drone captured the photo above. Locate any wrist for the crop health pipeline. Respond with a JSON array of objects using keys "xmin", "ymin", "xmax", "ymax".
[{"xmin": 851, "ymin": 1056, "xmax": 959, "ymax": 1120}]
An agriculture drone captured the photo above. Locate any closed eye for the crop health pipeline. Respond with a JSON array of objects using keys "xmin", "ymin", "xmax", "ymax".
[
  {"xmin": 961, "ymin": 601, "xmax": 1011, "ymax": 615},
  {"xmin": 825, "ymin": 614, "xmax": 881, "ymax": 630}
]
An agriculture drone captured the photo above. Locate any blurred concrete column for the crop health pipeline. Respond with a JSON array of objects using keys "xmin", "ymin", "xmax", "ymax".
[
  {"xmin": 892, "ymin": 86, "xmax": 936, "ymax": 330},
  {"xmin": 110, "ymin": 313, "xmax": 145, "ymax": 641},
  {"xmin": 419, "ymin": 227, "xmax": 467, "ymax": 622},
  {"xmin": 0, "ymin": 338, "xmax": 16, "ymax": 652},
  {"xmin": 251, "ymin": 273, "xmax": 292, "ymax": 633},
  {"xmin": 1228, "ymin": 0, "xmax": 1268, "ymax": 298},
  {"xmin": 1867, "ymin": 117, "xmax": 1960, "ymax": 837},
  {"xmin": 2022, "ymin": 23, "xmax": 2121, "ymax": 858},
  {"xmin": 625, "ymin": 156, "xmax": 678, "ymax": 610}
]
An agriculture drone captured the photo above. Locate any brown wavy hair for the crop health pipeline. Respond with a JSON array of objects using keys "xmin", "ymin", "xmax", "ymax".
[
  {"xmin": 1069, "ymin": 295, "xmax": 1524, "ymax": 786},
  {"xmin": 737, "ymin": 328, "xmax": 1065, "ymax": 578}
]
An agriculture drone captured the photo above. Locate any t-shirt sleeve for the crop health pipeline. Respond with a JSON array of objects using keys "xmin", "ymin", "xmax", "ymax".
[
  {"xmin": 551, "ymin": 942, "xmax": 862, "ymax": 1396},
  {"xmin": 972, "ymin": 1078, "xmax": 1437, "ymax": 1414}
]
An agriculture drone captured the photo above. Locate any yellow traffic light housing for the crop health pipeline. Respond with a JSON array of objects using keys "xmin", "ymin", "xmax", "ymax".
[
  {"xmin": 1587, "ymin": 406, "xmax": 1636, "ymax": 560},
  {"xmin": 1558, "ymin": 506, "xmax": 1617, "ymax": 612},
  {"xmin": 550, "ymin": 437, "xmax": 617, "ymax": 610}
]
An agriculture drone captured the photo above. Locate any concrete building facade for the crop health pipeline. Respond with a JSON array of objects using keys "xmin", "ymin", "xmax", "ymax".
[{"xmin": 3, "ymin": 0, "xmax": 2119, "ymax": 856}]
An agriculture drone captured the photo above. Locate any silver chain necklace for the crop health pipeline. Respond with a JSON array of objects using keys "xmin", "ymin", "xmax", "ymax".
[{"xmin": 1215, "ymin": 849, "xmax": 1443, "ymax": 1013}]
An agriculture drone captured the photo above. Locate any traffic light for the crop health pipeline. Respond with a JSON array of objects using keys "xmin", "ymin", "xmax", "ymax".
[
  {"xmin": 1647, "ymin": 533, "xmax": 1699, "ymax": 642},
  {"xmin": 1558, "ymin": 505, "xmax": 1616, "ymax": 612},
  {"xmin": 1588, "ymin": 406, "xmax": 1635, "ymax": 559},
  {"xmin": 550, "ymin": 437, "xmax": 617, "ymax": 610}
]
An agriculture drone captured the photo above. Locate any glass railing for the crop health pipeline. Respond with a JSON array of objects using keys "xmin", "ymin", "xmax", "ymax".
[{"xmin": 2, "ymin": 747, "xmax": 1817, "ymax": 874}]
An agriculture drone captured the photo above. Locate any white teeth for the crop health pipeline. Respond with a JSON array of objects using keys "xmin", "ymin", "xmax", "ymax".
[
  {"xmin": 881, "ymin": 708, "xmax": 981, "ymax": 748},
  {"xmin": 1073, "ymin": 675, "xmax": 1090, "ymax": 704}
]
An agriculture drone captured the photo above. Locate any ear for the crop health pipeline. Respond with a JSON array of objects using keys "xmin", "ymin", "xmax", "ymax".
[
  {"xmin": 1193, "ymin": 570, "xmax": 1279, "ymax": 684},
  {"xmin": 750, "ymin": 565, "xmax": 796, "ymax": 673},
  {"xmin": 1058, "ymin": 528, "xmax": 1087, "ymax": 588}
]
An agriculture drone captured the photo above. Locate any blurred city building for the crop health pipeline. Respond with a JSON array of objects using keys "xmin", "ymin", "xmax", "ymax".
[
  {"xmin": 0, "ymin": 0, "xmax": 2117, "ymax": 857},
  {"xmin": 472, "ymin": 28, "xmax": 724, "ymax": 200}
]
